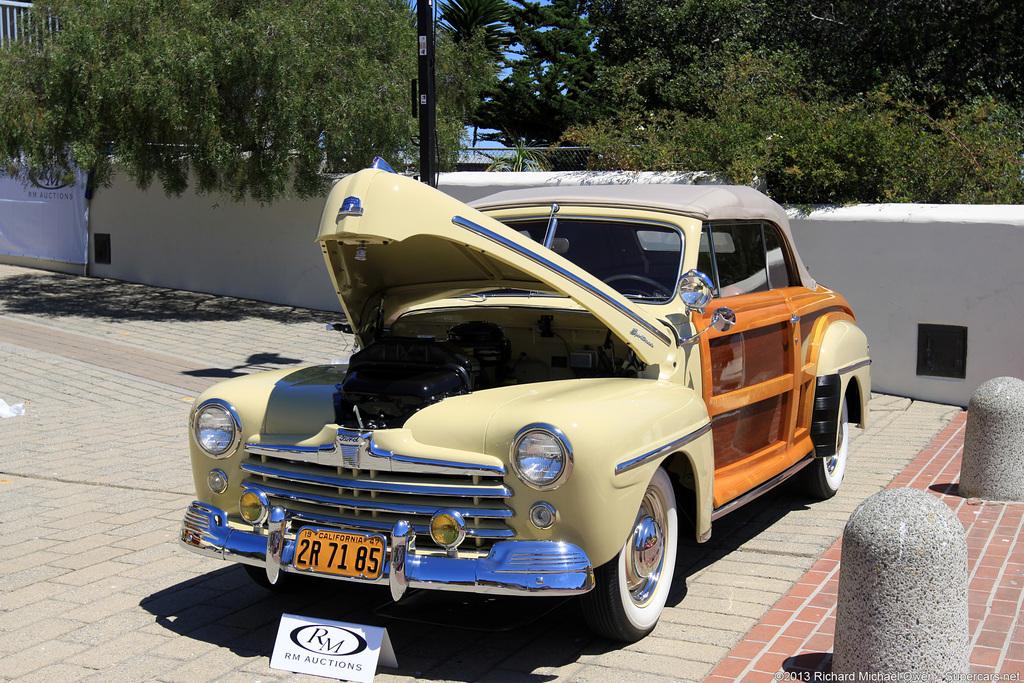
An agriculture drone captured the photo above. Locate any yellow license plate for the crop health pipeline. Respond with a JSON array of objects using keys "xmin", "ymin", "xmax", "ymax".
[{"xmin": 293, "ymin": 528, "xmax": 386, "ymax": 580}]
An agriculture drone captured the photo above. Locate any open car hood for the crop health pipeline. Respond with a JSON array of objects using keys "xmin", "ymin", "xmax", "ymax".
[{"xmin": 316, "ymin": 168, "xmax": 675, "ymax": 366}]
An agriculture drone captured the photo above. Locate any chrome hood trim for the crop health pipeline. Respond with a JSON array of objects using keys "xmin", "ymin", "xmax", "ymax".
[{"xmin": 316, "ymin": 168, "xmax": 673, "ymax": 366}]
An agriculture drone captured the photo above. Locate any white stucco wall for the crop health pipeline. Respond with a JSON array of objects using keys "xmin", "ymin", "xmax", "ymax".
[
  {"xmin": 86, "ymin": 178, "xmax": 343, "ymax": 312},
  {"xmin": 789, "ymin": 205, "xmax": 1024, "ymax": 407},
  {"xmin": 11, "ymin": 169, "xmax": 1020, "ymax": 406}
]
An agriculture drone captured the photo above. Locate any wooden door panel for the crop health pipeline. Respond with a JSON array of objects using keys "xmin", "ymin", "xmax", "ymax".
[{"xmin": 697, "ymin": 290, "xmax": 800, "ymax": 507}]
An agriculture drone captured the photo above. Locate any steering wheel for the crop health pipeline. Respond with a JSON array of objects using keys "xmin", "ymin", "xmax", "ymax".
[{"xmin": 603, "ymin": 274, "xmax": 672, "ymax": 299}]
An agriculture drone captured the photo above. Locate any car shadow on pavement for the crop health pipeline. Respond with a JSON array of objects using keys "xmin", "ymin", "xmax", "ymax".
[
  {"xmin": 142, "ymin": 488, "xmax": 811, "ymax": 680},
  {"xmin": 0, "ymin": 270, "xmax": 338, "ymax": 324},
  {"xmin": 666, "ymin": 481, "xmax": 812, "ymax": 609},
  {"xmin": 140, "ymin": 564, "xmax": 591, "ymax": 681}
]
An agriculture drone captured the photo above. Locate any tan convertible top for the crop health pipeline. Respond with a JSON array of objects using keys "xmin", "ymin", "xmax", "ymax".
[{"xmin": 471, "ymin": 184, "xmax": 816, "ymax": 289}]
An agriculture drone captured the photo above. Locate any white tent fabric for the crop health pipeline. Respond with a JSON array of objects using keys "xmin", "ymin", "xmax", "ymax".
[{"xmin": 0, "ymin": 168, "xmax": 89, "ymax": 265}]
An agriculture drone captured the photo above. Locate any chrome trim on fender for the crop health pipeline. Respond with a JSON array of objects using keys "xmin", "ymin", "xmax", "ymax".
[
  {"xmin": 452, "ymin": 215, "xmax": 672, "ymax": 348},
  {"xmin": 179, "ymin": 503, "xmax": 594, "ymax": 598},
  {"xmin": 837, "ymin": 359, "xmax": 872, "ymax": 376},
  {"xmin": 614, "ymin": 421, "xmax": 713, "ymax": 475}
]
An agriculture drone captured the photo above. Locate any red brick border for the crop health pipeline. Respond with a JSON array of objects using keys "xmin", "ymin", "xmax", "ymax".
[{"xmin": 708, "ymin": 413, "xmax": 1024, "ymax": 681}]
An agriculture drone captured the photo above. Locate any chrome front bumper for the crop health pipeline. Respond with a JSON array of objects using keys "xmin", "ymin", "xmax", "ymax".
[{"xmin": 179, "ymin": 501, "xmax": 594, "ymax": 599}]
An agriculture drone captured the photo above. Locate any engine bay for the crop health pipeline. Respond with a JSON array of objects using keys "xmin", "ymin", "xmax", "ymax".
[{"xmin": 332, "ymin": 309, "xmax": 646, "ymax": 430}]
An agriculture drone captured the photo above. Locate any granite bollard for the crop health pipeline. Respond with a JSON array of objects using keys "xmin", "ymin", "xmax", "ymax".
[
  {"xmin": 832, "ymin": 488, "xmax": 968, "ymax": 678},
  {"xmin": 960, "ymin": 376, "xmax": 1024, "ymax": 502}
]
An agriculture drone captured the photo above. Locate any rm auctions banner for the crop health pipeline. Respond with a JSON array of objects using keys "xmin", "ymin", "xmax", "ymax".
[{"xmin": 0, "ymin": 168, "xmax": 89, "ymax": 265}]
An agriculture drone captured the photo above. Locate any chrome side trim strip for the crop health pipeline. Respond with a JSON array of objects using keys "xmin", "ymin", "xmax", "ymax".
[
  {"xmin": 243, "ymin": 482, "xmax": 514, "ymax": 520},
  {"xmin": 452, "ymin": 215, "xmax": 672, "ymax": 347},
  {"xmin": 837, "ymin": 359, "xmax": 872, "ymax": 376},
  {"xmin": 711, "ymin": 455, "xmax": 814, "ymax": 521},
  {"xmin": 240, "ymin": 461, "xmax": 511, "ymax": 498},
  {"xmin": 614, "ymin": 421, "xmax": 713, "ymax": 475}
]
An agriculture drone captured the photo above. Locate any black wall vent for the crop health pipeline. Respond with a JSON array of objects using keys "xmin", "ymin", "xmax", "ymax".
[
  {"xmin": 94, "ymin": 233, "xmax": 111, "ymax": 264},
  {"xmin": 917, "ymin": 323, "xmax": 967, "ymax": 379}
]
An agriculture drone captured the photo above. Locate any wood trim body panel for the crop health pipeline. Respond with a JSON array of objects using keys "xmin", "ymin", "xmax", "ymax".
[{"xmin": 693, "ymin": 287, "xmax": 854, "ymax": 508}]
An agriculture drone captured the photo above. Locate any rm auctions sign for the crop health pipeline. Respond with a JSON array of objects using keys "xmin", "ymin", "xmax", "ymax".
[
  {"xmin": 270, "ymin": 613, "xmax": 397, "ymax": 682},
  {"xmin": 0, "ymin": 167, "xmax": 89, "ymax": 265}
]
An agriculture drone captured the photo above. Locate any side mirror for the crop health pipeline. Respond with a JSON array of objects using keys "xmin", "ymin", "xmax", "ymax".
[
  {"xmin": 711, "ymin": 307, "xmax": 736, "ymax": 333},
  {"xmin": 680, "ymin": 306, "xmax": 737, "ymax": 345},
  {"xmin": 678, "ymin": 270, "xmax": 715, "ymax": 313}
]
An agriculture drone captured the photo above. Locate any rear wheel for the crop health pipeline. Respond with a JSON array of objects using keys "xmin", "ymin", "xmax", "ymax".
[
  {"xmin": 801, "ymin": 397, "xmax": 850, "ymax": 499},
  {"xmin": 581, "ymin": 467, "xmax": 678, "ymax": 641}
]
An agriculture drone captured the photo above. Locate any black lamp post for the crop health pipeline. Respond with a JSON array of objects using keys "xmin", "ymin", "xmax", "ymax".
[{"xmin": 416, "ymin": 0, "xmax": 437, "ymax": 188}]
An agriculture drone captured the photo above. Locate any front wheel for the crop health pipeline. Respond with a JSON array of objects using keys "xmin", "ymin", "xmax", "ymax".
[
  {"xmin": 581, "ymin": 467, "xmax": 678, "ymax": 641},
  {"xmin": 801, "ymin": 397, "xmax": 850, "ymax": 499}
]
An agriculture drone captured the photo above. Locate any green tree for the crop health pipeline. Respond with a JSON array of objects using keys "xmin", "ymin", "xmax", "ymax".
[
  {"xmin": 583, "ymin": 0, "xmax": 752, "ymax": 113},
  {"xmin": 439, "ymin": 0, "xmax": 512, "ymax": 58},
  {"xmin": 750, "ymin": 0, "xmax": 1024, "ymax": 113},
  {"xmin": 570, "ymin": 0, "xmax": 1024, "ymax": 204},
  {"xmin": 473, "ymin": 0, "xmax": 604, "ymax": 145},
  {"xmin": 565, "ymin": 56, "xmax": 1024, "ymax": 204},
  {"xmin": 0, "ymin": 0, "xmax": 494, "ymax": 202}
]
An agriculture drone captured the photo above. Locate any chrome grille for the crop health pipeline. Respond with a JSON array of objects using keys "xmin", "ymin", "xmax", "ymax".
[{"xmin": 241, "ymin": 439, "xmax": 514, "ymax": 551}]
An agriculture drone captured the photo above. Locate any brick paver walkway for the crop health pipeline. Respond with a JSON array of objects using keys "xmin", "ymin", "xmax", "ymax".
[
  {"xmin": 707, "ymin": 413, "xmax": 1024, "ymax": 682},
  {"xmin": 2, "ymin": 262, "xmax": 1010, "ymax": 682}
]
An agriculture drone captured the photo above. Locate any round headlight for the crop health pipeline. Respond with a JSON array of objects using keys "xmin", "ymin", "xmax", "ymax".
[
  {"xmin": 193, "ymin": 400, "xmax": 240, "ymax": 458},
  {"xmin": 511, "ymin": 424, "xmax": 572, "ymax": 490}
]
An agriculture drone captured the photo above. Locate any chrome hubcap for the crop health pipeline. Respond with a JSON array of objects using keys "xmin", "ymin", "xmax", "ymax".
[
  {"xmin": 625, "ymin": 487, "xmax": 667, "ymax": 605},
  {"xmin": 631, "ymin": 516, "xmax": 663, "ymax": 579}
]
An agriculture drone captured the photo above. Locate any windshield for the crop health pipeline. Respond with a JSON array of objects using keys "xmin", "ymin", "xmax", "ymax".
[{"xmin": 501, "ymin": 217, "xmax": 684, "ymax": 303}]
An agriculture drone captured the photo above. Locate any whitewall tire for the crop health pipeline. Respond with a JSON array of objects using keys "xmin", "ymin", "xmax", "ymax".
[{"xmin": 581, "ymin": 467, "xmax": 678, "ymax": 641}]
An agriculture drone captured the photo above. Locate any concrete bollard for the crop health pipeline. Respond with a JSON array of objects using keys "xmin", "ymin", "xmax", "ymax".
[
  {"xmin": 960, "ymin": 376, "xmax": 1024, "ymax": 502},
  {"xmin": 833, "ymin": 488, "xmax": 968, "ymax": 679}
]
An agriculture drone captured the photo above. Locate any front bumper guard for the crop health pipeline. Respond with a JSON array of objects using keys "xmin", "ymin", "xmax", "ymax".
[{"xmin": 180, "ymin": 501, "xmax": 595, "ymax": 599}]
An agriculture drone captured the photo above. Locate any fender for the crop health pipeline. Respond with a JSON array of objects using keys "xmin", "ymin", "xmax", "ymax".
[
  {"xmin": 479, "ymin": 378, "xmax": 713, "ymax": 566},
  {"xmin": 810, "ymin": 320, "xmax": 871, "ymax": 440}
]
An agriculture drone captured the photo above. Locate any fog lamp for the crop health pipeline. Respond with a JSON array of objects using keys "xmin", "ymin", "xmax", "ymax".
[
  {"xmin": 239, "ymin": 490, "xmax": 269, "ymax": 526},
  {"xmin": 529, "ymin": 502, "xmax": 556, "ymax": 530},
  {"xmin": 429, "ymin": 509, "xmax": 466, "ymax": 550},
  {"xmin": 207, "ymin": 469, "xmax": 228, "ymax": 494}
]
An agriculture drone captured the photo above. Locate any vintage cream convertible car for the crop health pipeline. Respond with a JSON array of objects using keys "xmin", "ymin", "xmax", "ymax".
[{"xmin": 180, "ymin": 162, "xmax": 870, "ymax": 641}]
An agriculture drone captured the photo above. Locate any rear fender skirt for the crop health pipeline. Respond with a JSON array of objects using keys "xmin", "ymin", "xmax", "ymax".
[{"xmin": 810, "ymin": 374, "xmax": 842, "ymax": 458}]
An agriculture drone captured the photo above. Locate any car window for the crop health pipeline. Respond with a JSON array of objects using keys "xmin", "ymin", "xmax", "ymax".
[
  {"xmin": 707, "ymin": 222, "xmax": 768, "ymax": 297},
  {"xmin": 764, "ymin": 225, "xmax": 797, "ymax": 289},
  {"xmin": 701, "ymin": 221, "xmax": 796, "ymax": 297},
  {"xmin": 502, "ymin": 218, "xmax": 684, "ymax": 303}
]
